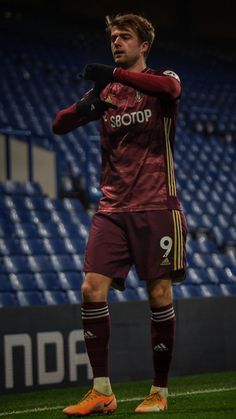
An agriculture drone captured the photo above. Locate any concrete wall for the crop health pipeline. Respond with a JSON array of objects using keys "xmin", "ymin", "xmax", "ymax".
[
  {"xmin": 0, "ymin": 135, "xmax": 57, "ymax": 198},
  {"xmin": 33, "ymin": 145, "xmax": 57, "ymax": 199},
  {"xmin": 0, "ymin": 135, "xmax": 6, "ymax": 181},
  {"xmin": 10, "ymin": 138, "xmax": 28, "ymax": 181}
]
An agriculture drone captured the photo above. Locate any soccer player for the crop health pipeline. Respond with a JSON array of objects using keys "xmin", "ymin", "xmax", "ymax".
[{"xmin": 52, "ymin": 13, "xmax": 187, "ymax": 416}]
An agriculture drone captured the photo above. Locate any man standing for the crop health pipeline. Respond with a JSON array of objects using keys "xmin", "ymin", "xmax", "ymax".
[{"xmin": 52, "ymin": 13, "xmax": 187, "ymax": 416}]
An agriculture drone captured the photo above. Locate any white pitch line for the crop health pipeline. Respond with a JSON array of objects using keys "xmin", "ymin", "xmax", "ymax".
[
  {"xmin": 0, "ymin": 386, "xmax": 236, "ymax": 417},
  {"xmin": 119, "ymin": 385, "xmax": 236, "ymax": 402}
]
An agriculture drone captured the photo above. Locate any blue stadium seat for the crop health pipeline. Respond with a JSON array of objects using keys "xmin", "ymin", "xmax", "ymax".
[
  {"xmin": 185, "ymin": 214, "xmax": 203, "ymax": 233},
  {"xmin": 17, "ymin": 290, "xmax": 46, "ymax": 306},
  {"xmin": 1, "ymin": 255, "xmax": 30, "ymax": 273},
  {"xmin": 43, "ymin": 290, "xmax": 68, "ymax": 305},
  {"xmin": 217, "ymin": 213, "xmax": 231, "ymax": 228},
  {"xmin": 222, "ymin": 202, "xmax": 233, "ymax": 216},
  {"xmin": 0, "ymin": 211, "xmax": 11, "ymax": 225},
  {"xmin": 189, "ymin": 253, "xmax": 211, "ymax": 268},
  {"xmin": 31, "ymin": 211, "xmax": 53, "ymax": 224},
  {"xmin": 126, "ymin": 270, "xmax": 139, "ymax": 288},
  {"xmin": 191, "ymin": 200, "xmax": 205, "ymax": 215},
  {"xmin": 35, "ymin": 272, "xmax": 60, "ymax": 290},
  {"xmin": 25, "ymin": 238, "xmax": 49, "ymax": 255},
  {"xmin": 45, "ymin": 238, "xmax": 70, "ymax": 254},
  {"xmin": 108, "ymin": 289, "xmax": 122, "ymax": 302},
  {"xmin": 123, "ymin": 288, "xmax": 140, "ymax": 301},
  {"xmin": 185, "ymin": 268, "xmax": 210, "ymax": 284},
  {"xmin": 67, "ymin": 238, "xmax": 85, "ymax": 254},
  {"xmin": 191, "ymin": 253, "xmax": 233, "ymax": 269},
  {"xmin": 219, "ymin": 283, "xmax": 236, "ymax": 296},
  {"xmin": 66, "ymin": 289, "xmax": 82, "ymax": 304},
  {"xmin": 58, "ymin": 271, "xmax": 83, "ymax": 290},
  {"xmin": 0, "ymin": 274, "xmax": 13, "ymax": 291},
  {"xmin": 14, "ymin": 222, "xmax": 39, "ymax": 238},
  {"xmin": 213, "ymin": 226, "xmax": 236, "ymax": 247},
  {"xmin": 0, "ymin": 181, "xmax": 43, "ymax": 196},
  {"xmin": 71, "ymin": 211, "xmax": 91, "ymax": 226},
  {"xmin": 37, "ymin": 222, "xmax": 61, "ymax": 238},
  {"xmin": 24, "ymin": 196, "xmax": 52, "ymax": 211},
  {"xmin": 47, "ymin": 199, "xmax": 66, "ymax": 212},
  {"xmin": 206, "ymin": 268, "xmax": 229, "ymax": 284},
  {"xmin": 109, "ymin": 289, "xmax": 126, "ymax": 302},
  {"xmin": 0, "ymin": 221, "xmax": 15, "ymax": 238},
  {"xmin": 2, "ymin": 239, "xmax": 32, "ymax": 255},
  {"xmin": 173, "ymin": 285, "xmax": 203, "ymax": 298},
  {"xmin": 51, "ymin": 211, "xmax": 73, "ymax": 225},
  {"xmin": 211, "ymin": 253, "xmax": 233, "ymax": 269},
  {"xmin": 224, "ymin": 267, "xmax": 236, "ymax": 283},
  {"xmin": 27, "ymin": 255, "xmax": 54, "ymax": 272},
  {"xmin": 46, "ymin": 238, "xmax": 84, "ymax": 255},
  {"xmin": 9, "ymin": 273, "xmax": 38, "ymax": 290},
  {"xmin": 0, "ymin": 239, "xmax": 10, "ymax": 256},
  {"xmin": 199, "ymin": 284, "xmax": 223, "ymax": 297},
  {"xmin": 0, "ymin": 292, "xmax": 19, "ymax": 307},
  {"xmin": 186, "ymin": 239, "xmax": 218, "ymax": 255},
  {"xmin": 50, "ymin": 254, "xmax": 82, "ymax": 271},
  {"xmin": 6, "ymin": 196, "xmax": 29, "ymax": 211},
  {"xmin": 173, "ymin": 285, "xmax": 186, "ymax": 299},
  {"xmin": 205, "ymin": 201, "xmax": 221, "ymax": 216},
  {"xmin": 136, "ymin": 287, "xmax": 148, "ymax": 300},
  {"xmin": 55, "ymin": 222, "xmax": 88, "ymax": 240}
]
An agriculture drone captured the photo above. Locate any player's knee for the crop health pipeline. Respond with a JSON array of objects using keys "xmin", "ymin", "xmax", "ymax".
[
  {"xmin": 81, "ymin": 281, "xmax": 93, "ymax": 299},
  {"xmin": 81, "ymin": 282, "xmax": 99, "ymax": 301},
  {"xmin": 148, "ymin": 282, "xmax": 173, "ymax": 307},
  {"xmin": 81, "ymin": 276, "xmax": 109, "ymax": 302}
]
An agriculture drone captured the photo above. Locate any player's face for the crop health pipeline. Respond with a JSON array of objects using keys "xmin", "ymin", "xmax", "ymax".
[{"xmin": 110, "ymin": 26, "xmax": 149, "ymax": 69}]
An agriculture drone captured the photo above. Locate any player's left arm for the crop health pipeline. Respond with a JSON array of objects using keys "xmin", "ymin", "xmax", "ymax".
[
  {"xmin": 114, "ymin": 68, "xmax": 181, "ymax": 100},
  {"xmin": 82, "ymin": 64, "xmax": 181, "ymax": 100}
]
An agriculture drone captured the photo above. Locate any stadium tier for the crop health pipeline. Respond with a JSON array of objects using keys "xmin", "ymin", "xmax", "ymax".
[{"xmin": 0, "ymin": 32, "xmax": 236, "ymax": 306}]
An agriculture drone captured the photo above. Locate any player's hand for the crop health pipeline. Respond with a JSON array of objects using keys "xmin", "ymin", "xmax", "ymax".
[
  {"xmin": 76, "ymin": 88, "xmax": 117, "ymax": 121},
  {"xmin": 81, "ymin": 63, "xmax": 115, "ymax": 86}
]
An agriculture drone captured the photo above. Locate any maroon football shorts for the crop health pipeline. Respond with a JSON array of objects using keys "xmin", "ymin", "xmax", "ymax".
[{"xmin": 83, "ymin": 209, "xmax": 187, "ymax": 290}]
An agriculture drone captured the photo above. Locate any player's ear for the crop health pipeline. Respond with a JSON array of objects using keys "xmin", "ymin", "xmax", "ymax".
[{"xmin": 140, "ymin": 41, "xmax": 149, "ymax": 55}]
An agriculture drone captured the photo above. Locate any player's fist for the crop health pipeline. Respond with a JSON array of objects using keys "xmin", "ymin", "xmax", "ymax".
[
  {"xmin": 81, "ymin": 63, "xmax": 115, "ymax": 86},
  {"xmin": 76, "ymin": 89, "xmax": 117, "ymax": 121}
]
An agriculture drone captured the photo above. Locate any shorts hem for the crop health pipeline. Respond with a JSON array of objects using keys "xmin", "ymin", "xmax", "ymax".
[{"xmin": 138, "ymin": 269, "xmax": 186, "ymax": 283}]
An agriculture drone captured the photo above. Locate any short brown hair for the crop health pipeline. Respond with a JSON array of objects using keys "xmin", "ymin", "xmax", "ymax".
[{"xmin": 106, "ymin": 13, "xmax": 155, "ymax": 57}]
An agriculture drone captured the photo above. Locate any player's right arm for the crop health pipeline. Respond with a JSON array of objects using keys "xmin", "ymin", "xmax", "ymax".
[
  {"xmin": 52, "ymin": 102, "xmax": 88, "ymax": 135},
  {"xmin": 52, "ymin": 89, "xmax": 117, "ymax": 135}
]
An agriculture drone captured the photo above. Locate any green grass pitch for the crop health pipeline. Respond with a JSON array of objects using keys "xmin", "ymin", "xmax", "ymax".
[{"xmin": 0, "ymin": 371, "xmax": 236, "ymax": 419}]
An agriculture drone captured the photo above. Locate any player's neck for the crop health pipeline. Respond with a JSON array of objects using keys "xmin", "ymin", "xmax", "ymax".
[{"xmin": 125, "ymin": 58, "xmax": 147, "ymax": 73}]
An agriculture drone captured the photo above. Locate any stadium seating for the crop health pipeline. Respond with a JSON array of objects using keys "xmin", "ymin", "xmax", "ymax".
[
  {"xmin": 0, "ymin": 26, "xmax": 236, "ymax": 305},
  {"xmin": 66, "ymin": 289, "xmax": 82, "ymax": 304},
  {"xmin": 9, "ymin": 273, "xmax": 39, "ymax": 290},
  {"xmin": 16, "ymin": 290, "xmax": 46, "ymax": 306},
  {"xmin": 0, "ymin": 292, "xmax": 19, "ymax": 307},
  {"xmin": 43, "ymin": 290, "xmax": 69, "ymax": 305}
]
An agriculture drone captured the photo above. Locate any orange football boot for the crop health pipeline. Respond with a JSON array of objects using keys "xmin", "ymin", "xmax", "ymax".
[
  {"xmin": 135, "ymin": 391, "xmax": 167, "ymax": 413},
  {"xmin": 63, "ymin": 388, "xmax": 117, "ymax": 416}
]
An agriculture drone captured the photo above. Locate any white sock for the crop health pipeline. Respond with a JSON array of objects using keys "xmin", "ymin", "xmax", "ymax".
[
  {"xmin": 93, "ymin": 377, "xmax": 112, "ymax": 395},
  {"xmin": 150, "ymin": 385, "xmax": 168, "ymax": 398}
]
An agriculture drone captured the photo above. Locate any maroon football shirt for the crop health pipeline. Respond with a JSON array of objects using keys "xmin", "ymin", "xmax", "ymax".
[
  {"xmin": 98, "ymin": 68, "xmax": 181, "ymax": 212},
  {"xmin": 52, "ymin": 67, "xmax": 182, "ymax": 213}
]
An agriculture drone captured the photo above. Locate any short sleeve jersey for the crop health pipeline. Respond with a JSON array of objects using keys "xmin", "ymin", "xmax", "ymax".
[{"xmin": 98, "ymin": 68, "xmax": 181, "ymax": 212}]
